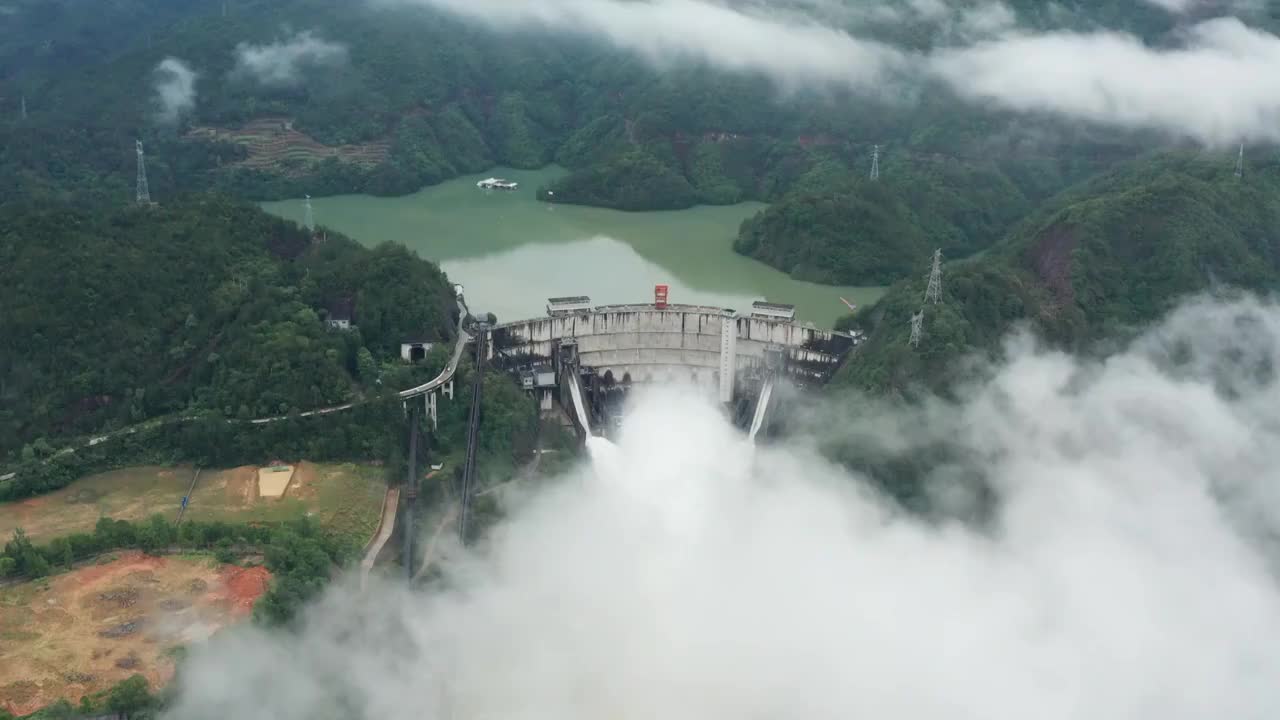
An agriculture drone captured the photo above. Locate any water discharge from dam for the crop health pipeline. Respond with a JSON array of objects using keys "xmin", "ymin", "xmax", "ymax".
[
  {"xmin": 584, "ymin": 436, "xmax": 620, "ymax": 473},
  {"xmin": 165, "ymin": 296, "xmax": 1280, "ymax": 720}
]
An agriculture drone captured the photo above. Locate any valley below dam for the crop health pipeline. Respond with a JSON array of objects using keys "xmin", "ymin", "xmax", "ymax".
[{"xmin": 262, "ymin": 166, "xmax": 883, "ymax": 328}]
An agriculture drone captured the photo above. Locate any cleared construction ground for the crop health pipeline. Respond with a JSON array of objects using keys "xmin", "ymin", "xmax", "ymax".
[
  {"xmin": 0, "ymin": 460, "xmax": 390, "ymax": 714},
  {"xmin": 0, "ymin": 552, "xmax": 269, "ymax": 717},
  {"xmin": 186, "ymin": 118, "xmax": 390, "ymax": 177}
]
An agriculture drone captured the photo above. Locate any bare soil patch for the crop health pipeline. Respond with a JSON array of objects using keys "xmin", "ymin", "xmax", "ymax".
[
  {"xmin": 256, "ymin": 465, "xmax": 295, "ymax": 499},
  {"xmin": 0, "ymin": 552, "xmax": 269, "ymax": 716}
]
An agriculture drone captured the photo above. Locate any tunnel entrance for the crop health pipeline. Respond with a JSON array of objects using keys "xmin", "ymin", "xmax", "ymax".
[{"xmin": 400, "ymin": 341, "xmax": 435, "ymax": 363}]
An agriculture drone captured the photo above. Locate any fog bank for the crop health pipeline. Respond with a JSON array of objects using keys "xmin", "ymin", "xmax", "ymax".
[
  {"xmin": 166, "ymin": 296, "xmax": 1280, "ymax": 720},
  {"xmin": 382, "ymin": 0, "xmax": 1280, "ymax": 145}
]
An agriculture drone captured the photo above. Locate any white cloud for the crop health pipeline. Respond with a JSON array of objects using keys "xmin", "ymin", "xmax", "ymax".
[
  {"xmin": 953, "ymin": 1, "xmax": 1017, "ymax": 38},
  {"xmin": 1145, "ymin": 0, "xmax": 1200, "ymax": 11},
  {"xmin": 1142, "ymin": 0, "xmax": 1262, "ymax": 14},
  {"xmin": 381, "ymin": 0, "xmax": 1280, "ymax": 146},
  {"xmin": 153, "ymin": 57, "xmax": 197, "ymax": 124},
  {"xmin": 379, "ymin": 0, "xmax": 906, "ymax": 91},
  {"xmin": 930, "ymin": 17, "xmax": 1280, "ymax": 146},
  {"xmin": 232, "ymin": 30, "xmax": 348, "ymax": 88},
  {"xmin": 164, "ymin": 295, "xmax": 1280, "ymax": 720}
]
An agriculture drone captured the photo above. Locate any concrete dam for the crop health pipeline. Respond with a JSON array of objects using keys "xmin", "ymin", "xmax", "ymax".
[{"xmin": 482, "ymin": 289, "xmax": 862, "ymax": 437}]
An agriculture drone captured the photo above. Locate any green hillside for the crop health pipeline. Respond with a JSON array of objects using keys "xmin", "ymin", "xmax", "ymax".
[
  {"xmin": 0, "ymin": 197, "xmax": 456, "ymax": 455},
  {"xmin": 0, "ymin": 0, "xmax": 1152, "ymax": 214},
  {"xmin": 733, "ymin": 155, "xmax": 1031, "ymax": 284},
  {"xmin": 837, "ymin": 152, "xmax": 1280, "ymax": 393}
]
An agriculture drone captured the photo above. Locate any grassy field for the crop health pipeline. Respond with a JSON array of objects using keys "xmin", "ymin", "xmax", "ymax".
[
  {"xmin": 0, "ymin": 462, "xmax": 388, "ymax": 545},
  {"xmin": 0, "ymin": 552, "xmax": 269, "ymax": 717}
]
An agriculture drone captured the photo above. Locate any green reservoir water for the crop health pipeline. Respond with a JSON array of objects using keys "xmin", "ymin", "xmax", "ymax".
[{"xmin": 262, "ymin": 166, "xmax": 883, "ymax": 328}]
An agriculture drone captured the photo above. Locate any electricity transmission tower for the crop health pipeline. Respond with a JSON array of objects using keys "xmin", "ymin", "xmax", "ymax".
[
  {"xmin": 1235, "ymin": 143, "xmax": 1244, "ymax": 180},
  {"xmin": 870, "ymin": 144, "xmax": 880, "ymax": 181},
  {"xmin": 304, "ymin": 194, "xmax": 314, "ymax": 232},
  {"xmin": 135, "ymin": 140, "xmax": 151, "ymax": 205},
  {"xmin": 906, "ymin": 249, "xmax": 944, "ymax": 349},
  {"xmin": 909, "ymin": 311, "xmax": 924, "ymax": 348},
  {"xmin": 925, "ymin": 249, "xmax": 942, "ymax": 304}
]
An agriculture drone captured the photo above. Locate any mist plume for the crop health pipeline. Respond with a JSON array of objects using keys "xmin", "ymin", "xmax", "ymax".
[
  {"xmin": 165, "ymin": 295, "xmax": 1280, "ymax": 720},
  {"xmin": 153, "ymin": 57, "xmax": 197, "ymax": 124},
  {"xmin": 232, "ymin": 30, "xmax": 348, "ymax": 88},
  {"xmin": 381, "ymin": 0, "xmax": 1280, "ymax": 145}
]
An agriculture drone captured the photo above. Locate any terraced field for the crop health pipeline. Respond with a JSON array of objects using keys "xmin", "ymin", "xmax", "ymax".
[{"xmin": 186, "ymin": 117, "xmax": 390, "ymax": 176}]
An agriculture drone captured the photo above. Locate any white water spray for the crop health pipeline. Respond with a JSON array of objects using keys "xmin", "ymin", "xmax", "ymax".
[{"xmin": 166, "ymin": 296, "xmax": 1280, "ymax": 720}]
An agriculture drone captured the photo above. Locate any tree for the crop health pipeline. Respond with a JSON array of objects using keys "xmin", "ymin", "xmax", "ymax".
[
  {"xmin": 4, "ymin": 528, "xmax": 50, "ymax": 578},
  {"xmin": 138, "ymin": 514, "xmax": 173, "ymax": 554},
  {"xmin": 108, "ymin": 674, "xmax": 153, "ymax": 718},
  {"xmin": 42, "ymin": 699, "xmax": 74, "ymax": 720},
  {"xmin": 356, "ymin": 347, "xmax": 379, "ymax": 384}
]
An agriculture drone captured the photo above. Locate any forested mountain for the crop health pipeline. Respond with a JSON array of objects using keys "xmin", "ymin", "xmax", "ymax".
[
  {"xmin": 837, "ymin": 152, "xmax": 1280, "ymax": 393},
  {"xmin": 3, "ymin": 0, "xmax": 1278, "ymax": 413},
  {"xmin": 0, "ymin": 0, "xmax": 1166, "ymax": 214},
  {"xmin": 0, "ymin": 198, "xmax": 456, "ymax": 455},
  {"xmin": 733, "ymin": 154, "xmax": 1032, "ymax": 284}
]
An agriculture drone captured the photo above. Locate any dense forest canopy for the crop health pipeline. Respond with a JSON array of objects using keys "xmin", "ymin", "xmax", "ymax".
[
  {"xmin": 0, "ymin": 0, "xmax": 1276, "ymax": 454},
  {"xmin": 4, "ymin": 9, "xmax": 1280, "ymax": 714},
  {"xmin": 733, "ymin": 153, "xmax": 1032, "ymax": 284},
  {"xmin": 3, "ymin": 0, "xmax": 1272, "ymax": 306},
  {"xmin": 3, "ymin": 0, "xmax": 1253, "ymax": 210},
  {"xmin": 0, "ymin": 197, "xmax": 456, "ymax": 456},
  {"xmin": 837, "ymin": 152, "xmax": 1280, "ymax": 393}
]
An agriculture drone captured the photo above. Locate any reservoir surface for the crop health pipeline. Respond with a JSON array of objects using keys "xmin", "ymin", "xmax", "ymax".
[{"xmin": 262, "ymin": 166, "xmax": 883, "ymax": 328}]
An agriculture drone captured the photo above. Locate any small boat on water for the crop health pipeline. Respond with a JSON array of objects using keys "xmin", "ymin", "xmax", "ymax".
[{"xmin": 477, "ymin": 177, "xmax": 519, "ymax": 191}]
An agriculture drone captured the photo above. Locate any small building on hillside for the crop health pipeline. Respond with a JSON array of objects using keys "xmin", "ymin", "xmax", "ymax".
[
  {"xmin": 326, "ymin": 297, "xmax": 355, "ymax": 331},
  {"xmin": 401, "ymin": 339, "xmax": 435, "ymax": 362}
]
